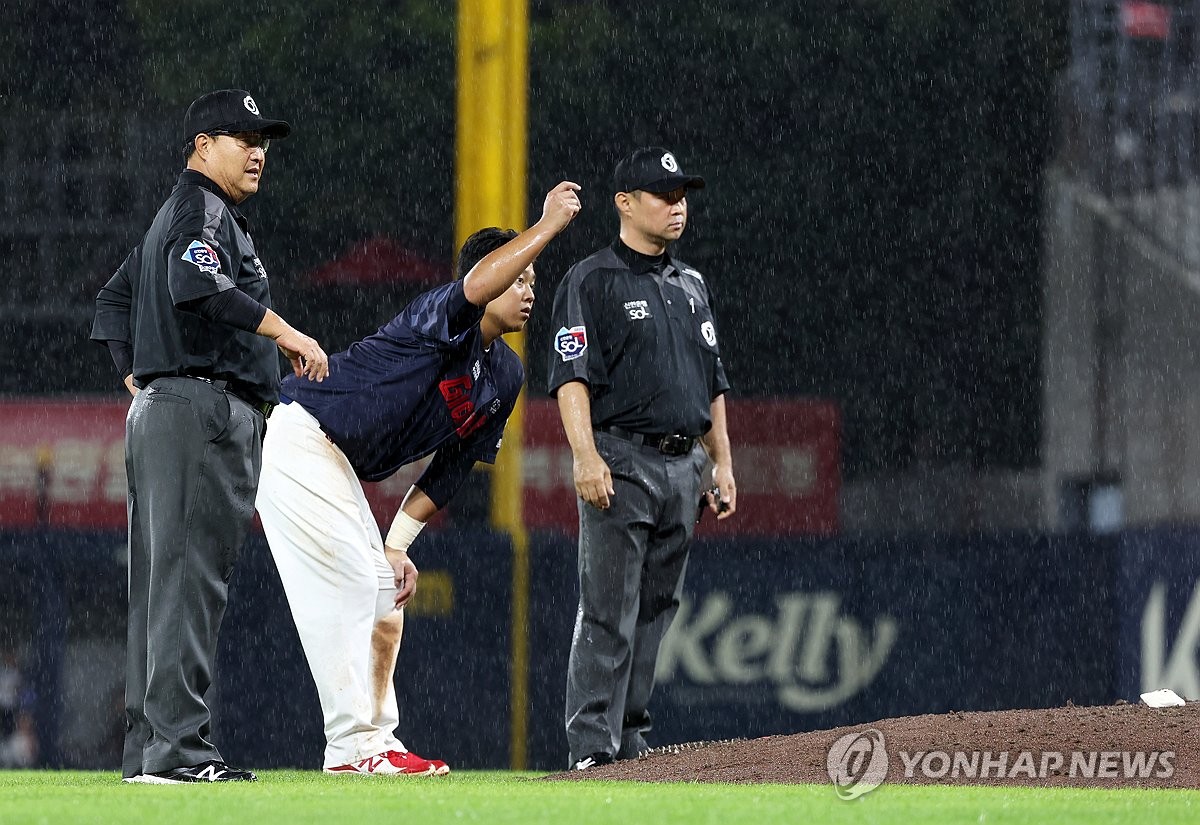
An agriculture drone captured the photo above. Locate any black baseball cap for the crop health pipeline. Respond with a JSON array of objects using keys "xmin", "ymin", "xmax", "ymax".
[
  {"xmin": 612, "ymin": 146, "xmax": 705, "ymax": 194},
  {"xmin": 183, "ymin": 89, "xmax": 292, "ymax": 142}
]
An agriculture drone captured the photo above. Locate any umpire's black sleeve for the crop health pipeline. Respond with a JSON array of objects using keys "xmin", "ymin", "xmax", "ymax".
[
  {"xmin": 178, "ymin": 288, "xmax": 269, "ymax": 333},
  {"xmin": 106, "ymin": 340, "xmax": 133, "ymax": 379},
  {"xmin": 91, "ymin": 247, "xmax": 137, "ymax": 346}
]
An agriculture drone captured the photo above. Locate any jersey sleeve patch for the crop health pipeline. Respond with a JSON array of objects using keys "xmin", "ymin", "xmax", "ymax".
[
  {"xmin": 181, "ymin": 240, "xmax": 223, "ymax": 276},
  {"xmin": 554, "ymin": 325, "xmax": 588, "ymax": 361}
]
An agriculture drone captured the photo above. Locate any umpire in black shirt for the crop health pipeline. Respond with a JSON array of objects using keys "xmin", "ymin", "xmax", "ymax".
[
  {"xmin": 547, "ymin": 147, "xmax": 737, "ymax": 770},
  {"xmin": 91, "ymin": 89, "xmax": 329, "ymax": 784}
]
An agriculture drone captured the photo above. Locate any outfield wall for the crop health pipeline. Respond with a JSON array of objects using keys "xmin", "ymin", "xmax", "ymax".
[
  {"xmin": 526, "ymin": 532, "xmax": 1119, "ymax": 768},
  {"xmin": 6, "ymin": 527, "xmax": 1200, "ymax": 770}
]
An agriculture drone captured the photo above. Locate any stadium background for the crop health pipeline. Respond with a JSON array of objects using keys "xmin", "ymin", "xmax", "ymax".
[{"xmin": 3, "ymin": 0, "xmax": 1200, "ymax": 772}]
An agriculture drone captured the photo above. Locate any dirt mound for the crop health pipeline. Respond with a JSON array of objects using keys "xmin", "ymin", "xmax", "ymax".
[{"xmin": 542, "ymin": 702, "xmax": 1200, "ymax": 789}]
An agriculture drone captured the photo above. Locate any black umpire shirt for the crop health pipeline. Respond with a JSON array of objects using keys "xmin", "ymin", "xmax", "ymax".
[
  {"xmin": 547, "ymin": 238, "xmax": 731, "ymax": 436},
  {"xmin": 91, "ymin": 169, "xmax": 280, "ymax": 407}
]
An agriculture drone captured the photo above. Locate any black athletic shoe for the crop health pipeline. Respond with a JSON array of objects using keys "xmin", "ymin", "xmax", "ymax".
[
  {"xmin": 129, "ymin": 760, "xmax": 257, "ymax": 784},
  {"xmin": 572, "ymin": 752, "xmax": 614, "ymax": 771}
]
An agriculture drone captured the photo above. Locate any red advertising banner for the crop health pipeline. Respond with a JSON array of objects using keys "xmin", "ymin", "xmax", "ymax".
[
  {"xmin": 0, "ymin": 397, "xmax": 839, "ymax": 536},
  {"xmin": 1121, "ymin": 1, "xmax": 1171, "ymax": 40},
  {"xmin": 0, "ymin": 398, "xmax": 432, "ymax": 532},
  {"xmin": 523, "ymin": 398, "xmax": 839, "ymax": 536},
  {"xmin": 0, "ymin": 399, "xmax": 130, "ymax": 529}
]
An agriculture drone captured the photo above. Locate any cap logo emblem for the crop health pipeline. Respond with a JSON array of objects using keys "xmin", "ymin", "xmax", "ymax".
[
  {"xmin": 243, "ymin": 95, "xmax": 260, "ymax": 115},
  {"xmin": 660, "ymin": 153, "xmax": 679, "ymax": 172}
]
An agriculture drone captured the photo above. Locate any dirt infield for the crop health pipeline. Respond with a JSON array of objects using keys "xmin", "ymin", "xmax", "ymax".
[{"xmin": 543, "ymin": 702, "xmax": 1200, "ymax": 788}]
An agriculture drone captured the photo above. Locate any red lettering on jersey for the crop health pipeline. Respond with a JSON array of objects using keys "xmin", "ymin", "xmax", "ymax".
[
  {"xmin": 456, "ymin": 409, "xmax": 488, "ymax": 439},
  {"xmin": 439, "ymin": 375, "xmax": 472, "ymax": 405},
  {"xmin": 443, "ymin": 398, "xmax": 472, "ymax": 425},
  {"xmin": 439, "ymin": 374, "xmax": 485, "ymax": 432}
]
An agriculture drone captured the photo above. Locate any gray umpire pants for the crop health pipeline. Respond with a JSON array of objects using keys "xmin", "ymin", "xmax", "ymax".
[
  {"xmin": 122, "ymin": 377, "xmax": 265, "ymax": 778},
  {"xmin": 565, "ymin": 431, "xmax": 706, "ymax": 766}
]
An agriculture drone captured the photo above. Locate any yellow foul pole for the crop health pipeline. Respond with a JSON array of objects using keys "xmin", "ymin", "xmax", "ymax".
[{"xmin": 456, "ymin": 0, "xmax": 531, "ymax": 770}]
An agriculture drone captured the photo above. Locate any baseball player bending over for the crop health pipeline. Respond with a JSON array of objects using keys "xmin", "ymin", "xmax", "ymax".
[{"xmin": 255, "ymin": 181, "xmax": 581, "ymax": 776}]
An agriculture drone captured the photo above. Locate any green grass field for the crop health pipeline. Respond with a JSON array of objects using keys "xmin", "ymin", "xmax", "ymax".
[{"xmin": 1, "ymin": 771, "xmax": 1197, "ymax": 825}]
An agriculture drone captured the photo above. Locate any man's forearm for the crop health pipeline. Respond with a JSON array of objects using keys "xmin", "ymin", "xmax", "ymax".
[
  {"xmin": 556, "ymin": 380, "xmax": 598, "ymax": 457},
  {"xmin": 400, "ymin": 486, "xmax": 439, "ymax": 522},
  {"xmin": 461, "ymin": 218, "xmax": 560, "ymax": 307},
  {"xmin": 385, "ymin": 486, "xmax": 438, "ymax": 555},
  {"xmin": 462, "ymin": 181, "xmax": 581, "ymax": 307},
  {"xmin": 557, "ymin": 378, "xmax": 614, "ymax": 508},
  {"xmin": 255, "ymin": 307, "xmax": 295, "ymax": 340},
  {"xmin": 700, "ymin": 393, "xmax": 733, "ymax": 466}
]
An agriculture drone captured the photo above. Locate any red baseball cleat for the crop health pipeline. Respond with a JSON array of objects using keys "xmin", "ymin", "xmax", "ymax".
[{"xmin": 325, "ymin": 749, "xmax": 450, "ymax": 777}]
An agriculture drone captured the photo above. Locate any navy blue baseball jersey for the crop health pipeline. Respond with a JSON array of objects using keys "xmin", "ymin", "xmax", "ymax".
[{"xmin": 282, "ymin": 280, "xmax": 522, "ymax": 483}]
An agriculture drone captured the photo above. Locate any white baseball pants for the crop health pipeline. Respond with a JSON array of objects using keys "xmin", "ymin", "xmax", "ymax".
[{"xmin": 256, "ymin": 400, "xmax": 406, "ymax": 768}]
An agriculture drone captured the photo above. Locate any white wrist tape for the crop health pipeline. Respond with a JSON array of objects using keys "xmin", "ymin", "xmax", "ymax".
[{"xmin": 385, "ymin": 510, "xmax": 426, "ymax": 553}]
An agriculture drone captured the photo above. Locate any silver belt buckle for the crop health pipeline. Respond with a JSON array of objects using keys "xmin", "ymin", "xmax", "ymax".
[{"xmin": 660, "ymin": 434, "xmax": 691, "ymax": 456}]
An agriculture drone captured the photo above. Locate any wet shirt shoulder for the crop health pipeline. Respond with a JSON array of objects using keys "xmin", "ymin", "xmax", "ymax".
[
  {"xmin": 545, "ymin": 239, "xmax": 730, "ymax": 436},
  {"xmin": 108, "ymin": 169, "xmax": 280, "ymax": 404},
  {"xmin": 283, "ymin": 280, "xmax": 523, "ymax": 481}
]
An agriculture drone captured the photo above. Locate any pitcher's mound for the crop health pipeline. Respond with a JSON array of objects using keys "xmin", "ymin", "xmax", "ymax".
[{"xmin": 543, "ymin": 702, "xmax": 1200, "ymax": 788}]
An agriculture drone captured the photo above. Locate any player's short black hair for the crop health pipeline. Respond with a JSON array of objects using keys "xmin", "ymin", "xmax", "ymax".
[{"xmin": 456, "ymin": 227, "xmax": 518, "ymax": 280}]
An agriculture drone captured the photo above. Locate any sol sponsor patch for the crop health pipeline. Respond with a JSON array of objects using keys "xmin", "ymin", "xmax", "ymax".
[
  {"xmin": 555, "ymin": 325, "xmax": 588, "ymax": 361},
  {"xmin": 624, "ymin": 299, "xmax": 651, "ymax": 321},
  {"xmin": 181, "ymin": 240, "xmax": 222, "ymax": 276},
  {"xmin": 701, "ymin": 320, "xmax": 717, "ymax": 347}
]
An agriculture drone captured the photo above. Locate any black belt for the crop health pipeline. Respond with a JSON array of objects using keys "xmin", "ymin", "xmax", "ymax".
[
  {"xmin": 186, "ymin": 376, "xmax": 275, "ymax": 419},
  {"xmin": 598, "ymin": 425, "xmax": 696, "ymax": 457}
]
